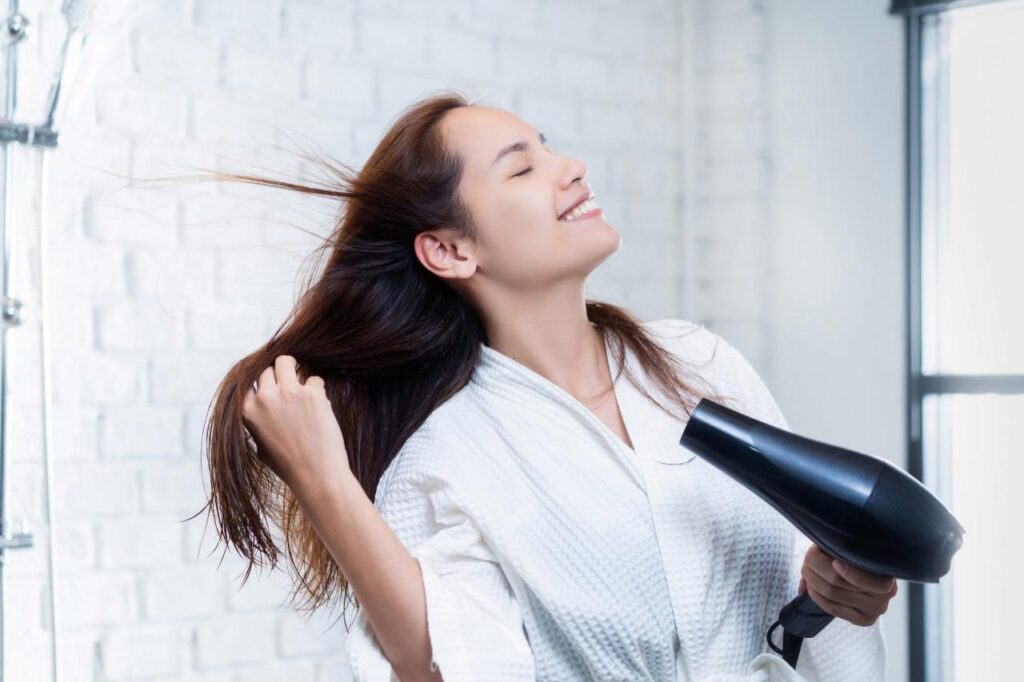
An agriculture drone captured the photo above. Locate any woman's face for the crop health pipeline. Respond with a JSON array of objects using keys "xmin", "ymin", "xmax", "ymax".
[{"xmin": 430, "ymin": 106, "xmax": 622, "ymax": 292}]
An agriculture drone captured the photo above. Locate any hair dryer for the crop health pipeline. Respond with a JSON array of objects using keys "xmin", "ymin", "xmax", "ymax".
[{"xmin": 679, "ymin": 398, "xmax": 965, "ymax": 669}]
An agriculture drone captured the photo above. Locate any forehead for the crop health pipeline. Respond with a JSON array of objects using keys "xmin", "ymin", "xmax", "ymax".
[{"xmin": 443, "ymin": 106, "xmax": 537, "ymax": 178}]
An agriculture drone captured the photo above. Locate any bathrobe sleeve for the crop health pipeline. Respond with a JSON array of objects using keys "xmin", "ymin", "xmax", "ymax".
[
  {"xmin": 720, "ymin": 337, "xmax": 889, "ymax": 682},
  {"xmin": 345, "ymin": 459, "xmax": 536, "ymax": 682}
]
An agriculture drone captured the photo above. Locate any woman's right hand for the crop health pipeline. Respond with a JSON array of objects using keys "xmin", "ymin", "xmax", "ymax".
[{"xmin": 241, "ymin": 354, "xmax": 351, "ymax": 493}]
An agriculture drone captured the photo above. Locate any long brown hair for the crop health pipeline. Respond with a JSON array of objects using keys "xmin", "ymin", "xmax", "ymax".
[{"xmin": 186, "ymin": 90, "xmax": 735, "ymax": 629}]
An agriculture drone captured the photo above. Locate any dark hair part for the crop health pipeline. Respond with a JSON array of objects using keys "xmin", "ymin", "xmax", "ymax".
[{"xmin": 186, "ymin": 90, "xmax": 736, "ymax": 630}]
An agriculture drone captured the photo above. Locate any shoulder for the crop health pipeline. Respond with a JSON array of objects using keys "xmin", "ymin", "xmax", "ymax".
[
  {"xmin": 368, "ymin": 418, "xmax": 468, "ymax": 549},
  {"xmin": 642, "ymin": 317, "xmax": 787, "ymax": 427},
  {"xmin": 375, "ymin": 387, "xmax": 486, "ymax": 503},
  {"xmin": 645, "ymin": 317, "xmax": 758, "ymax": 368},
  {"xmin": 370, "ymin": 388, "xmax": 508, "ymax": 549},
  {"xmin": 641, "ymin": 317, "xmax": 730, "ymax": 369}
]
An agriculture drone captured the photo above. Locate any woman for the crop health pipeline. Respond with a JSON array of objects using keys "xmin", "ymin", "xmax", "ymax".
[{"xmin": 198, "ymin": 92, "xmax": 895, "ymax": 681}]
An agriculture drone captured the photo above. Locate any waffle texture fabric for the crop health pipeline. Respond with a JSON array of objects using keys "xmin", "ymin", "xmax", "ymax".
[{"xmin": 345, "ymin": 318, "xmax": 888, "ymax": 681}]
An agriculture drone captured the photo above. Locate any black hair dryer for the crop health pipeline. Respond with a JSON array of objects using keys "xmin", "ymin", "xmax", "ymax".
[{"xmin": 679, "ymin": 398, "xmax": 965, "ymax": 670}]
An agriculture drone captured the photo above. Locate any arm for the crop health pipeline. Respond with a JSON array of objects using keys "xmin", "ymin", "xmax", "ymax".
[
  {"xmin": 292, "ymin": 471, "xmax": 442, "ymax": 682},
  {"xmin": 240, "ymin": 355, "xmax": 437, "ymax": 679},
  {"xmin": 340, "ymin": 461, "xmax": 535, "ymax": 682}
]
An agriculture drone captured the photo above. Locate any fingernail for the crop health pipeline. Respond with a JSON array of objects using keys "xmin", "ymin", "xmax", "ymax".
[{"xmin": 833, "ymin": 559, "xmax": 845, "ymax": 572}]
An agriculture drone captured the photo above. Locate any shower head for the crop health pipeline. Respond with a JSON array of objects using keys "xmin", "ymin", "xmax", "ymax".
[
  {"xmin": 61, "ymin": 0, "xmax": 94, "ymax": 34},
  {"xmin": 42, "ymin": 0, "xmax": 138, "ymax": 130},
  {"xmin": 61, "ymin": 0, "xmax": 134, "ymax": 35}
]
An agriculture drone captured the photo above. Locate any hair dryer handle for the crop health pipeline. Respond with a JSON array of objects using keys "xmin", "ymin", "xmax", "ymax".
[
  {"xmin": 767, "ymin": 593, "xmax": 835, "ymax": 666},
  {"xmin": 779, "ymin": 592, "xmax": 834, "ymax": 638}
]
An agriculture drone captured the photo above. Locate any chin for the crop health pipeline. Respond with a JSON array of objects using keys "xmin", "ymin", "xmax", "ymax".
[
  {"xmin": 579, "ymin": 224, "xmax": 623, "ymax": 268},
  {"xmin": 557, "ymin": 214, "xmax": 620, "ymax": 254},
  {"xmin": 593, "ymin": 219, "xmax": 623, "ymax": 250}
]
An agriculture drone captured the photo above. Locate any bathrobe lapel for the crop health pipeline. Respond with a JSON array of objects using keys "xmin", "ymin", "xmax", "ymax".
[
  {"xmin": 609, "ymin": 336, "xmax": 699, "ymax": 466},
  {"xmin": 475, "ymin": 332, "xmax": 698, "ymax": 474},
  {"xmin": 475, "ymin": 338, "xmax": 645, "ymax": 482}
]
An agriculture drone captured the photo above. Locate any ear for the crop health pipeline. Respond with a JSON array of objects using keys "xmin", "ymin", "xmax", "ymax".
[{"xmin": 413, "ymin": 228, "xmax": 478, "ymax": 281}]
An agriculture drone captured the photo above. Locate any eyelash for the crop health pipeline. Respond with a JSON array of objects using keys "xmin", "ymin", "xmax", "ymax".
[{"xmin": 512, "ymin": 144, "xmax": 553, "ymax": 178}]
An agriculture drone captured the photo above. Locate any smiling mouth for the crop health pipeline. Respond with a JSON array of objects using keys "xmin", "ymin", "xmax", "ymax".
[{"xmin": 559, "ymin": 197, "xmax": 602, "ymax": 222}]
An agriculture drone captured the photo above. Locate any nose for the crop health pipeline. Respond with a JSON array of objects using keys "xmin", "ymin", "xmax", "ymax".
[{"xmin": 561, "ymin": 155, "xmax": 587, "ymax": 189}]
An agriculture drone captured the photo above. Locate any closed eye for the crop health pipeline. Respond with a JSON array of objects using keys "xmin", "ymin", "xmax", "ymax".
[{"xmin": 511, "ymin": 141, "xmax": 554, "ymax": 178}]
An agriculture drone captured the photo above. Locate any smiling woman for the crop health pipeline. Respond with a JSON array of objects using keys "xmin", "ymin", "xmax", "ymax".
[
  {"xmin": 422, "ymin": 104, "xmax": 622, "ymax": 284},
  {"xmin": 190, "ymin": 90, "xmax": 882, "ymax": 681}
]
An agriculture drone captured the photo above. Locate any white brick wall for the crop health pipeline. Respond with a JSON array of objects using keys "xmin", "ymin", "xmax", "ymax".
[
  {"xmin": 4, "ymin": 0, "xmax": 725, "ymax": 680},
  {"xmin": 684, "ymin": 0, "xmax": 773, "ymax": 370}
]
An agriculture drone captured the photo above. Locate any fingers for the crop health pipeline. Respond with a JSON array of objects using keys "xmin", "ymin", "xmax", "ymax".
[
  {"xmin": 250, "ymin": 356, "xmax": 325, "ymax": 400},
  {"xmin": 802, "ymin": 563, "xmax": 888, "ymax": 614},
  {"xmin": 832, "ymin": 559, "xmax": 899, "ymax": 596},
  {"xmin": 806, "ymin": 544, "xmax": 897, "ymax": 596},
  {"xmin": 274, "ymin": 355, "xmax": 301, "ymax": 388},
  {"xmin": 249, "ymin": 356, "xmax": 324, "ymax": 402},
  {"xmin": 804, "ymin": 545, "xmax": 859, "ymax": 591},
  {"xmin": 802, "ymin": 546, "xmax": 897, "ymax": 623},
  {"xmin": 254, "ymin": 364, "xmax": 276, "ymax": 394},
  {"xmin": 804, "ymin": 545, "xmax": 895, "ymax": 594},
  {"xmin": 806, "ymin": 584, "xmax": 876, "ymax": 626}
]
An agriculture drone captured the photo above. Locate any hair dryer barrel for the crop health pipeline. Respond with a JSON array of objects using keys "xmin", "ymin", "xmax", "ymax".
[{"xmin": 679, "ymin": 399, "xmax": 965, "ymax": 583}]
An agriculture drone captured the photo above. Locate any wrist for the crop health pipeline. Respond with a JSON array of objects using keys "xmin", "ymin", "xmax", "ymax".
[{"xmin": 290, "ymin": 466, "xmax": 361, "ymax": 507}]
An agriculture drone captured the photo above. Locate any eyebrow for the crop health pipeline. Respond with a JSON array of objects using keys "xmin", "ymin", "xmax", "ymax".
[{"xmin": 491, "ymin": 131, "xmax": 547, "ymax": 169}]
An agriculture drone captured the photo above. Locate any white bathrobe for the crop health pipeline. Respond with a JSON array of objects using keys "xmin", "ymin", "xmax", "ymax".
[{"xmin": 345, "ymin": 318, "xmax": 887, "ymax": 681}]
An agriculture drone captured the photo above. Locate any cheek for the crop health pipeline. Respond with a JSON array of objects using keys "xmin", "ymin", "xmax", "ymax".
[
  {"xmin": 476, "ymin": 210, "xmax": 566, "ymax": 278},
  {"xmin": 492, "ymin": 218, "xmax": 556, "ymax": 267},
  {"xmin": 480, "ymin": 198, "xmax": 554, "ymax": 250}
]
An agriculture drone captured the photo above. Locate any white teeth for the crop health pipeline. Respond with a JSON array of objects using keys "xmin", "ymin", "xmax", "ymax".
[{"xmin": 561, "ymin": 198, "xmax": 598, "ymax": 222}]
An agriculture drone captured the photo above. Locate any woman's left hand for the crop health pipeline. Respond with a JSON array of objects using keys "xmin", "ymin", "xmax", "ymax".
[{"xmin": 799, "ymin": 544, "xmax": 898, "ymax": 626}]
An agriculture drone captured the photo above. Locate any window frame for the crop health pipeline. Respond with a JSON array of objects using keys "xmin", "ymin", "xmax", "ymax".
[{"xmin": 892, "ymin": 0, "xmax": 1024, "ymax": 680}]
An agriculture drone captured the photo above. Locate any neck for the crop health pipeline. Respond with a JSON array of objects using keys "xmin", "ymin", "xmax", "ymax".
[{"xmin": 478, "ymin": 283, "xmax": 612, "ymax": 404}]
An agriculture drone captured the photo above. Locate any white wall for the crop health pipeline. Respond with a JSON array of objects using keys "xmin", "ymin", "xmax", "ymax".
[
  {"xmin": 683, "ymin": 0, "xmax": 775, "ymax": 367},
  {"xmin": 684, "ymin": 0, "xmax": 908, "ymax": 679},
  {"xmin": 4, "ymin": 0, "xmax": 685, "ymax": 680},
  {"xmin": 767, "ymin": 1, "xmax": 907, "ymax": 680}
]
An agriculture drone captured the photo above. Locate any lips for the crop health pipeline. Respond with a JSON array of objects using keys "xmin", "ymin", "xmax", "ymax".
[{"xmin": 558, "ymin": 192, "xmax": 593, "ymax": 220}]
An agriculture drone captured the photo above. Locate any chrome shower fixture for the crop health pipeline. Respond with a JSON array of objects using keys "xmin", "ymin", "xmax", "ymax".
[
  {"xmin": 2, "ymin": 1, "xmax": 56, "ymax": 148},
  {"xmin": 0, "ymin": 0, "xmax": 136, "ymax": 678}
]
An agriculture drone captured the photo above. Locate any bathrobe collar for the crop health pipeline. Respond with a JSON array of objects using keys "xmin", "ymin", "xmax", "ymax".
[{"xmin": 474, "ymin": 331, "xmax": 698, "ymax": 467}]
